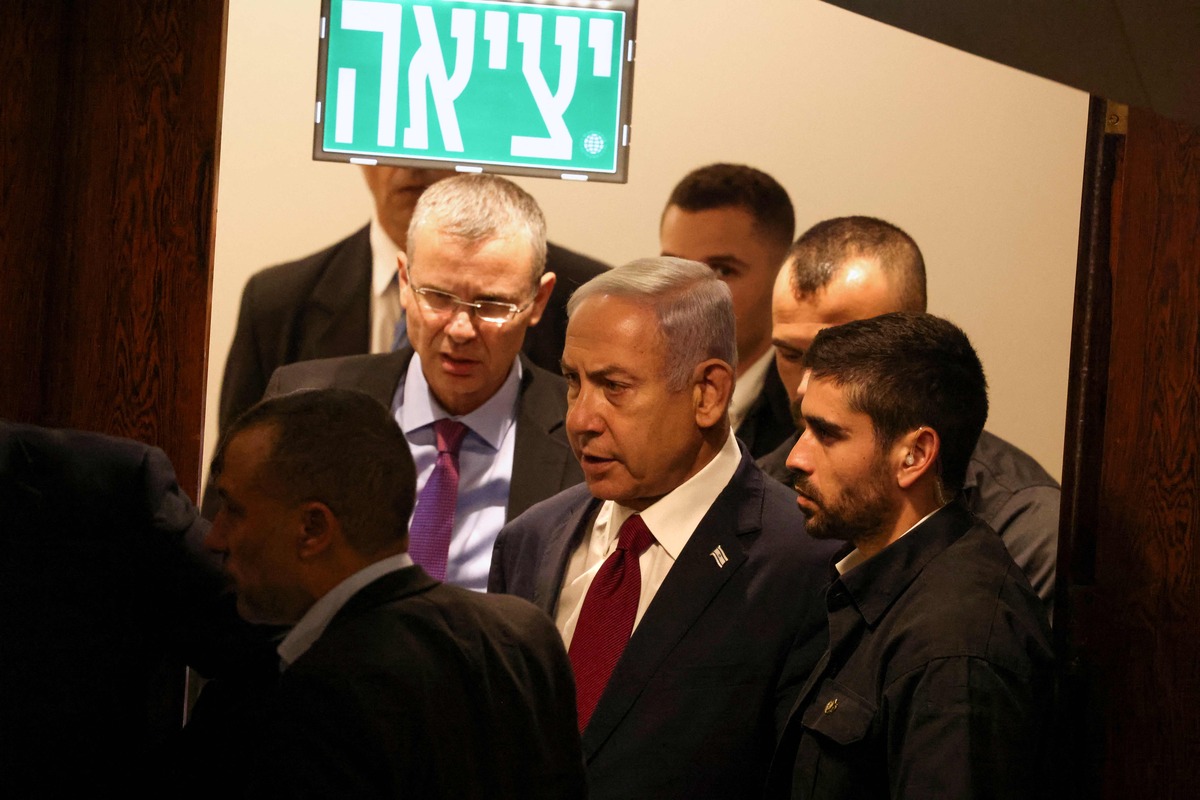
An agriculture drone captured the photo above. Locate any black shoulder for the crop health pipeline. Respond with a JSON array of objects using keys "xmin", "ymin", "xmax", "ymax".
[{"xmin": 545, "ymin": 241, "xmax": 609, "ymax": 286}]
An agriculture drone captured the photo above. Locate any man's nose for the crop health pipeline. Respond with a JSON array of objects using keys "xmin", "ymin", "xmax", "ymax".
[
  {"xmin": 566, "ymin": 386, "xmax": 603, "ymax": 435},
  {"xmin": 785, "ymin": 431, "xmax": 814, "ymax": 475},
  {"xmin": 203, "ymin": 517, "xmax": 227, "ymax": 554},
  {"xmin": 444, "ymin": 307, "xmax": 478, "ymax": 342}
]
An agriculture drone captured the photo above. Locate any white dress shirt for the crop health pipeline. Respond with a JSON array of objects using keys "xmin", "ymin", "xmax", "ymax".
[
  {"xmin": 556, "ymin": 429, "xmax": 742, "ymax": 647},
  {"xmin": 369, "ymin": 216, "xmax": 402, "ymax": 354}
]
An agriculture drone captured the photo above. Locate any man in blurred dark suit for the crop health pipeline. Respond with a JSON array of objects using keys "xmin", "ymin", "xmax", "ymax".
[{"xmin": 0, "ymin": 420, "xmax": 274, "ymax": 798}]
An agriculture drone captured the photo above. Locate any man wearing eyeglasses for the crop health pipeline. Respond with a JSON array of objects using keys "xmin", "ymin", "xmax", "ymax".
[{"xmin": 260, "ymin": 174, "xmax": 583, "ymax": 591}]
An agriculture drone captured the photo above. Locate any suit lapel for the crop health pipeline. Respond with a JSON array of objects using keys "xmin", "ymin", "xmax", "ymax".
[
  {"xmin": 581, "ymin": 451, "xmax": 764, "ymax": 758},
  {"xmin": 299, "ymin": 225, "xmax": 373, "ymax": 361},
  {"xmin": 334, "ymin": 349, "xmax": 413, "ymax": 408},
  {"xmin": 531, "ymin": 493, "xmax": 600, "ymax": 618},
  {"xmin": 507, "ymin": 355, "xmax": 575, "ymax": 520}
]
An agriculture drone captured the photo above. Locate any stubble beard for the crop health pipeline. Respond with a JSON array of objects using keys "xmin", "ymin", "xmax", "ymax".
[{"xmin": 795, "ymin": 463, "xmax": 896, "ymax": 544}]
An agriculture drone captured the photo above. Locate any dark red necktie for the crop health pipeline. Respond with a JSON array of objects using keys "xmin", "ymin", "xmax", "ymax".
[
  {"xmin": 407, "ymin": 419, "xmax": 469, "ymax": 580},
  {"xmin": 568, "ymin": 514, "xmax": 655, "ymax": 730}
]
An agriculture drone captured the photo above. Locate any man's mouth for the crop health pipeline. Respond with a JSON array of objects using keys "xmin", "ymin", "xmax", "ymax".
[
  {"xmin": 578, "ymin": 452, "xmax": 617, "ymax": 469},
  {"xmin": 439, "ymin": 353, "xmax": 479, "ymax": 376},
  {"xmin": 793, "ymin": 483, "xmax": 820, "ymax": 512}
]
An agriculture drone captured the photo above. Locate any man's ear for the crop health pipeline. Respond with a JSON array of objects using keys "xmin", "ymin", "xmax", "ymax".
[
  {"xmin": 526, "ymin": 271, "xmax": 557, "ymax": 327},
  {"xmin": 692, "ymin": 359, "xmax": 735, "ymax": 429},
  {"xmin": 296, "ymin": 502, "xmax": 339, "ymax": 561},
  {"xmin": 397, "ymin": 252, "xmax": 411, "ymax": 291},
  {"xmin": 896, "ymin": 426, "xmax": 941, "ymax": 489}
]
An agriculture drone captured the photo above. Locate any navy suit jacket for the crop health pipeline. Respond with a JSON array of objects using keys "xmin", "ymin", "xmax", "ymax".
[
  {"xmin": 0, "ymin": 421, "xmax": 275, "ymax": 798},
  {"xmin": 263, "ymin": 348, "xmax": 582, "ymax": 521},
  {"xmin": 735, "ymin": 359, "xmax": 795, "ymax": 459},
  {"xmin": 489, "ymin": 447, "xmax": 838, "ymax": 800}
]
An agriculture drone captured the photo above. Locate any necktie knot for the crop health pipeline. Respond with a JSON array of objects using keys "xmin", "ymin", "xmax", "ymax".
[
  {"xmin": 433, "ymin": 418, "xmax": 469, "ymax": 456},
  {"xmin": 616, "ymin": 514, "xmax": 654, "ymax": 557}
]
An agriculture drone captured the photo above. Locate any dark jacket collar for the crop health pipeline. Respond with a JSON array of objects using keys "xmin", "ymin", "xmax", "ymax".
[{"xmin": 834, "ymin": 502, "xmax": 975, "ymax": 628}]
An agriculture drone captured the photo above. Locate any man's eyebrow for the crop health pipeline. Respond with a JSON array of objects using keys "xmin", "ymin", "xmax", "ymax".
[
  {"xmin": 586, "ymin": 365, "xmax": 638, "ymax": 382},
  {"xmin": 804, "ymin": 414, "xmax": 847, "ymax": 439},
  {"xmin": 661, "ymin": 250, "xmax": 746, "ymax": 267},
  {"xmin": 772, "ymin": 338, "xmax": 804, "ymax": 352},
  {"xmin": 474, "ymin": 292, "xmax": 523, "ymax": 304}
]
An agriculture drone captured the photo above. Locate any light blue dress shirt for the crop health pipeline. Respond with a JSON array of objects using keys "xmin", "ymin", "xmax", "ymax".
[{"xmin": 392, "ymin": 354, "xmax": 521, "ymax": 592}]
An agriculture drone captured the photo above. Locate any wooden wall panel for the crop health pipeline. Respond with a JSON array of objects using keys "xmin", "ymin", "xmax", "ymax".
[
  {"xmin": 0, "ymin": 4, "xmax": 65, "ymax": 424},
  {"xmin": 1061, "ymin": 104, "xmax": 1200, "ymax": 798},
  {"xmin": 0, "ymin": 1, "xmax": 225, "ymax": 498}
]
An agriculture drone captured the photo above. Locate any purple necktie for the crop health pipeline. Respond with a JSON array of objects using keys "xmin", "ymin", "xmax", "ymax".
[
  {"xmin": 408, "ymin": 419, "xmax": 469, "ymax": 580},
  {"xmin": 568, "ymin": 514, "xmax": 655, "ymax": 730}
]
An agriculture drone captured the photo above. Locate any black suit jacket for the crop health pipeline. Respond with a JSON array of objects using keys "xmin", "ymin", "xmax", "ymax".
[
  {"xmin": 735, "ymin": 359, "xmax": 794, "ymax": 459},
  {"xmin": 489, "ymin": 448, "xmax": 839, "ymax": 800},
  {"xmin": 188, "ymin": 566, "xmax": 585, "ymax": 799},
  {"xmin": 0, "ymin": 422, "xmax": 275, "ymax": 798},
  {"xmin": 264, "ymin": 349, "xmax": 582, "ymax": 521},
  {"xmin": 218, "ymin": 225, "xmax": 607, "ymax": 442}
]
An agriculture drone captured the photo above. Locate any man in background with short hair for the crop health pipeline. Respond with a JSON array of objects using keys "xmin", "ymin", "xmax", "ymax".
[
  {"xmin": 660, "ymin": 163, "xmax": 796, "ymax": 457},
  {"xmin": 761, "ymin": 216, "xmax": 1061, "ymax": 616}
]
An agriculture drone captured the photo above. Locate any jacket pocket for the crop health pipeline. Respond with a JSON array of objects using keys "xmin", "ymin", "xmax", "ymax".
[{"xmin": 800, "ymin": 678, "xmax": 876, "ymax": 745}]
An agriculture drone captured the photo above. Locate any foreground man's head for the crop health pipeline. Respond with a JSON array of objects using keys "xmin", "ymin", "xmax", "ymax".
[
  {"xmin": 787, "ymin": 311, "xmax": 988, "ymax": 558},
  {"xmin": 562, "ymin": 257, "xmax": 736, "ymax": 510},
  {"xmin": 207, "ymin": 388, "xmax": 416, "ymax": 624},
  {"xmin": 397, "ymin": 173, "xmax": 556, "ymax": 416}
]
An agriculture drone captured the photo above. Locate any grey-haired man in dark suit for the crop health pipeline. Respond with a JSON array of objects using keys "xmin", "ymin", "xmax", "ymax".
[{"xmin": 264, "ymin": 174, "xmax": 582, "ymax": 591}]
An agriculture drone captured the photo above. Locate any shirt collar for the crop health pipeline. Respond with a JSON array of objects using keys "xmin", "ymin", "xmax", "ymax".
[
  {"xmin": 729, "ymin": 347, "xmax": 775, "ymax": 430},
  {"xmin": 603, "ymin": 428, "xmax": 742, "ymax": 560},
  {"xmin": 369, "ymin": 214, "xmax": 401, "ymax": 298},
  {"xmin": 833, "ymin": 504, "xmax": 947, "ymax": 576},
  {"xmin": 277, "ymin": 552, "xmax": 414, "ymax": 670},
  {"xmin": 833, "ymin": 502, "xmax": 974, "ymax": 626},
  {"xmin": 399, "ymin": 352, "xmax": 523, "ymax": 450}
]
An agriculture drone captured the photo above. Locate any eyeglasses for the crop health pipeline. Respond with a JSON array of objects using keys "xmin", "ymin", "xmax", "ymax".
[{"xmin": 410, "ymin": 285, "xmax": 533, "ymax": 324}]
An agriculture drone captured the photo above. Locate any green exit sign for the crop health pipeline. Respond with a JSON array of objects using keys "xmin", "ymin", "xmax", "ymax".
[{"xmin": 314, "ymin": 0, "xmax": 637, "ymax": 182}]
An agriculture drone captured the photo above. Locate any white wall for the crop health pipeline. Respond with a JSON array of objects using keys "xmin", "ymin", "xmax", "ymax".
[{"xmin": 205, "ymin": 0, "xmax": 1088, "ymax": 486}]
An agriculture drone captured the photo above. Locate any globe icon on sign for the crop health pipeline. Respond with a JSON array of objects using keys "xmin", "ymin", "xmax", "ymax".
[{"xmin": 583, "ymin": 132, "xmax": 606, "ymax": 156}]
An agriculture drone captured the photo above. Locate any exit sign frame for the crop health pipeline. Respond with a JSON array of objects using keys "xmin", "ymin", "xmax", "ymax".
[{"xmin": 314, "ymin": 0, "xmax": 638, "ymax": 183}]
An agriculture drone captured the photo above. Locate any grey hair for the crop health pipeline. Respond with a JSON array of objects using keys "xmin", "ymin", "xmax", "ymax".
[
  {"xmin": 406, "ymin": 173, "xmax": 548, "ymax": 285},
  {"xmin": 568, "ymin": 257, "xmax": 737, "ymax": 390}
]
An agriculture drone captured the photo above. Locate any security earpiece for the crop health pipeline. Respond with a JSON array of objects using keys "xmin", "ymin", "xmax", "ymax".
[{"xmin": 904, "ymin": 452, "xmax": 915, "ymax": 467}]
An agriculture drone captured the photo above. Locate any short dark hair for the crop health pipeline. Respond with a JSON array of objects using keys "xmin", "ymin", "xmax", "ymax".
[
  {"xmin": 787, "ymin": 216, "xmax": 926, "ymax": 312},
  {"xmin": 804, "ymin": 312, "xmax": 987, "ymax": 495},
  {"xmin": 212, "ymin": 389, "xmax": 416, "ymax": 556},
  {"xmin": 664, "ymin": 163, "xmax": 795, "ymax": 247}
]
